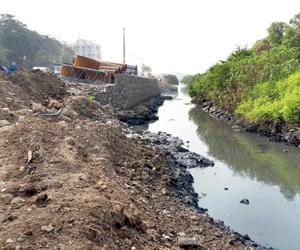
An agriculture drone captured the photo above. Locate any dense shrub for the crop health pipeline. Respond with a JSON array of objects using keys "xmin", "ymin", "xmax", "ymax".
[
  {"xmin": 237, "ymin": 70, "xmax": 300, "ymax": 123},
  {"xmin": 189, "ymin": 13, "xmax": 300, "ymax": 124}
]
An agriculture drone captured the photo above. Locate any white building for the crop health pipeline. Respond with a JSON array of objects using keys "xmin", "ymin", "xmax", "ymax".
[{"xmin": 71, "ymin": 39, "xmax": 101, "ymax": 60}]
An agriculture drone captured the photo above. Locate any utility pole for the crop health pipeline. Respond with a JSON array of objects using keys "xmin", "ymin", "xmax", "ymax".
[{"xmin": 123, "ymin": 27, "xmax": 126, "ymax": 64}]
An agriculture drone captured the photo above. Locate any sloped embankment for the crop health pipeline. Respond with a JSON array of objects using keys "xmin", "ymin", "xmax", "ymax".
[{"xmin": 0, "ymin": 71, "xmax": 256, "ymax": 249}]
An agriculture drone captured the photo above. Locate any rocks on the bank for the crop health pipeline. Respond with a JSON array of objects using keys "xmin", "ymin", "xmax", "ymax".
[
  {"xmin": 35, "ymin": 193, "xmax": 49, "ymax": 207},
  {"xmin": 244, "ymin": 121, "xmax": 300, "ymax": 148},
  {"xmin": 41, "ymin": 224, "xmax": 54, "ymax": 233},
  {"xmin": 195, "ymin": 99, "xmax": 300, "ymax": 148},
  {"xmin": 10, "ymin": 197, "xmax": 25, "ymax": 208},
  {"xmin": 123, "ymin": 127, "xmax": 214, "ymax": 212},
  {"xmin": 240, "ymin": 198, "xmax": 250, "ymax": 205},
  {"xmin": 126, "ymin": 129, "xmax": 214, "ymax": 169},
  {"xmin": 123, "ymin": 127, "xmax": 214, "ymax": 213},
  {"xmin": 0, "ymin": 119, "xmax": 10, "ymax": 127},
  {"xmin": 117, "ymin": 95, "xmax": 173, "ymax": 125},
  {"xmin": 178, "ymin": 235, "xmax": 203, "ymax": 248},
  {"xmin": 0, "ymin": 194, "xmax": 13, "ymax": 205},
  {"xmin": 196, "ymin": 101, "xmax": 234, "ymax": 122},
  {"xmin": 232, "ymin": 125, "xmax": 241, "ymax": 132},
  {"xmin": 6, "ymin": 238, "xmax": 15, "ymax": 244}
]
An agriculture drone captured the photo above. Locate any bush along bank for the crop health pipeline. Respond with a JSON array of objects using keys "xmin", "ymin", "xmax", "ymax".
[
  {"xmin": 191, "ymin": 98, "xmax": 300, "ymax": 147},
  {"xmin": 188, "ymin": 13, "xmax": 300, "ymax": 147}
]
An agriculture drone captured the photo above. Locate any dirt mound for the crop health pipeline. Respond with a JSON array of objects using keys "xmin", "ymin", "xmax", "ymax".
[
  {"xmin": 0, "ymin": 72, "xmax": 253, "ymax": 249},
  {"xmin": 0, "ymin": 78, "xmax": 30, "ymax": 111},
  {"xmin": 0, "ymin": 117, "xmax": 153, "ymax": 249},
  {"xmin": 1, "ymin": 70, "xmax": 66, "ymax": 102},
  {"xmin": 0, "ymin": 115, "xmax": 251, "ymax": 249},
  {"xmin": 64, "ymin": 96, "xmax": 114, "ymax": 121},
  {"xmin": 0, "ymin": 70, "xmax": 67, "ymax": 124}
]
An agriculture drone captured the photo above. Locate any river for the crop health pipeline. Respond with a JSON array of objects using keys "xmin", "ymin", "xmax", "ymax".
[{"xmin": 147, "ymin": 86, "xmax": 300, "ymax": 250}]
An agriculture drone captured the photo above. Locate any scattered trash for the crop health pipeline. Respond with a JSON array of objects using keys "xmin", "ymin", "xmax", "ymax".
[
  {"xmin": 6, "ymin": 238, "xmax": 15, "ymax": 244},
  {"xmin": 41, "ymin": 224, "xmax": 54, "ymax": 233},
  {"xmin": 178, "ymin": 236, "xmax": 203, "ymax": 248},
  {"xmin": 35, "ymin": 108, "xmax": 63, "ymax": 117},
  {"xmin": 240, "ymin": 198, "xmax": 250, "ymax": 205},
  {"xmin": 27, "ymin": 150, "xmax": 33, "ymax": 164}
]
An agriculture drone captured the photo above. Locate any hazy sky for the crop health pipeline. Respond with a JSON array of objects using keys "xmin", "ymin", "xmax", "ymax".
[{"xmin": 2, "ymin": 0, "xmax": 300, "ymax": 74}]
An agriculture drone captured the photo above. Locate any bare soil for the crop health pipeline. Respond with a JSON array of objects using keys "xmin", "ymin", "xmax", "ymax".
[{"xmin": 0, "ymin": 71, "xmax": 255, "ymax": 249}]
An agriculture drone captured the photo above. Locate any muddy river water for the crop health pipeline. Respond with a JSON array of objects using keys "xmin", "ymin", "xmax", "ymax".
[{"xmin": 147, "ymin": 86, "xmax": 300, "ymax": 250}]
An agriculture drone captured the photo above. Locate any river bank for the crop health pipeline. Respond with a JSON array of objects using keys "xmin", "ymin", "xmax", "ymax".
[
  {"xmin": 0, "ymin": 71, "xmax": 263, "ymax": 249},
  {"xmin": 117, "ymin": 95, "xmax": 173, "ymax": 125},
  {"xmin": 192, "ymin": 98, "xmax": 300, "ymax": 148},
  {"xmin": 149, "ymin": 88, "xmax": 300, "ymax": 250}
]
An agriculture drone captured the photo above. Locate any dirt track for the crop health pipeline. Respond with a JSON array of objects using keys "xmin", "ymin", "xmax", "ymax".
[{"xmin": 0, "ymin": 71, "xmax": 256, "ymax": 249}]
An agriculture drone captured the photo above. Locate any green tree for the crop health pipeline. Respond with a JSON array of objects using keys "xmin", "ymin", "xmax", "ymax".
[
  {"xmin": 162, "ymin": 74, "xmax": 179, "ymax": 85},
  {"xmin": 0, "ymin": 30, "xmax": 8, "ymax": 65},
  {"xmin": 227, "ymin": 46, "xmax": 253, "ymax": 61},
  {"xmin": 141, "ymin": 63, "xmax": 152, "ymax": 76},
  {"xmin": 0, "ymin": 14, "xmax": 74, "ymax": 68},
  {"xmin": 283, "ymin": 13, "xmax": 300, "ymax": 48},
  {"xmin": 0, "ymin": 24, "xmax": 7, "ymax": 64},
  {"xmin": 290, "ymin": 13, "xmax": 300, "ymax": 30},
  {"xmin": 283, "ymin": 26, "xmax": 300, "ymax": 48},
  {"xmin": 181, "ymin": 74, "xmax": 197, "ymax": 86},
  {"xmin": 267, "ymin": 22, "xmax": 287, "ymax": 46},
  {"xmin": 254, "ymin": 39, "xmax": 271, "ymax": 54}
]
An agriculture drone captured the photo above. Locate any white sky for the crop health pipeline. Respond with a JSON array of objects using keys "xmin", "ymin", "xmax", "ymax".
[{"xmin": 1, "ymin": 0, "xmax": 300, "ymax": 74}]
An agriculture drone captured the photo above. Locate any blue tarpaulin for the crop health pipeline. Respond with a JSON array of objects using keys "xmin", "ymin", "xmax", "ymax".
[{"xmin": 0, "ymin": 64, "xmax": 17, "ymax": 73}]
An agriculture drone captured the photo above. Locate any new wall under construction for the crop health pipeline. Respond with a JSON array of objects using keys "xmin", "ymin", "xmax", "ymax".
[{"xmin": 95, "ymin": 74, "xmax": 160, "ymax": 109}]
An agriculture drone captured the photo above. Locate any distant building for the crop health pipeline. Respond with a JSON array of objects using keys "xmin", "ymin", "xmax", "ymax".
[{"xmin": 71, "ymin": 39, "xmax": 101, "ymax": 60}]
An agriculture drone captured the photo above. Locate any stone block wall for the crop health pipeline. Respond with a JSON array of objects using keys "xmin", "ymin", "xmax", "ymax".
[{"xmin": 95, "ymin": 74, "xmax": 160, "ymax": 109}]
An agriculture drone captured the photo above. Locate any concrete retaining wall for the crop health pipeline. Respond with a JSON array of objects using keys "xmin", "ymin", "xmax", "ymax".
[{"xmin": 95, "ymin": 74, "xmax": 160, "ymax": 109}]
